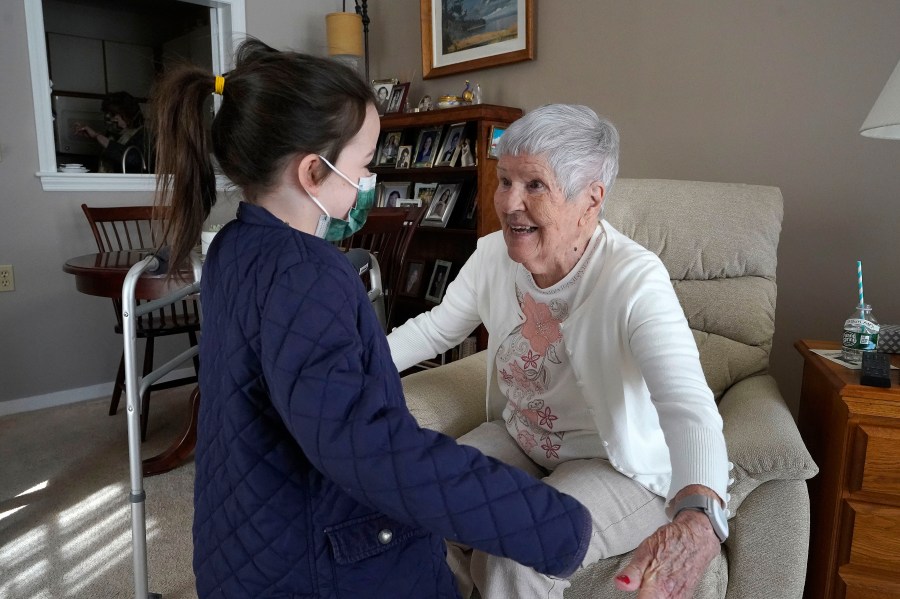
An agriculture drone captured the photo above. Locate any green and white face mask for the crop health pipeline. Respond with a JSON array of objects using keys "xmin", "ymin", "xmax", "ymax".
[{"xmin": 309, "ymin": 155, "xmax": 377, "ymax": 242}]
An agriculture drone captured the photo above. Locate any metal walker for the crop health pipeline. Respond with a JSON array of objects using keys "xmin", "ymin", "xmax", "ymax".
[{"xmin": 121, "ymin": 252, "xmax": 201, "ymax": 599}]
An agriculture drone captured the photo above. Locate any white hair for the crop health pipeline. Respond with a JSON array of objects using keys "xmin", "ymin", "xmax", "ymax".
[{"xmin": 497, "ymin": 104, "xmax": 620, "ymax": 202}]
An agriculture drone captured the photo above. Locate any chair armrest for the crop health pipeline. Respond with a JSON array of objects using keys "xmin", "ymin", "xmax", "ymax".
[
  {"xmin": 401, "ymin": 351, "xmax": 488, "ymax": 439},
  {"xmin": 718, "ymin": 374, "xmax": 819, "ymax": 513}
]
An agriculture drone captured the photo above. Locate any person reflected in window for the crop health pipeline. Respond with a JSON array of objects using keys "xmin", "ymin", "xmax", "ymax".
[{"xmin": 75, "ymin": 91, "xmax": 153, "ymax": 173}]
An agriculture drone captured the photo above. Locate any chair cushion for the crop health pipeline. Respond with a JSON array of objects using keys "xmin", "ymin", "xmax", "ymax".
[{"xmin": 605, "ymin": 179, "xmax": 783, "ymax": 399}]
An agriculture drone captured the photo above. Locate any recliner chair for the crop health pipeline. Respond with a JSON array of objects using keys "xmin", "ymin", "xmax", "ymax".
[{"xmin": 398, "ymin": 178, "xmax": 819, "ymax": 598}]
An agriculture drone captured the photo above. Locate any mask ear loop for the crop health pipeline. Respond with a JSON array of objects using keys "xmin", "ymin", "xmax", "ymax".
[{"xmin": 317, "ymin": 155, "xmax": 361, "ymax": 190}]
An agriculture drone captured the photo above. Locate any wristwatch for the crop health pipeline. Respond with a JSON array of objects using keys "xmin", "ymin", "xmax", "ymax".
[{"xmin": 665, "ymin": 493, "xmax": 729, "ymax": 543}]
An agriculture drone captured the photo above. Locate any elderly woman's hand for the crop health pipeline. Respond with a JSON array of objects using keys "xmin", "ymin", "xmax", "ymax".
[{"xmin": 613, "ymin": 503, "xmax": 720, "ymax": 597}]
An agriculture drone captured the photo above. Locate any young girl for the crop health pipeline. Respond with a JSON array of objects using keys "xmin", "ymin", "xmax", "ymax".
[{"xmin": 151, "ymin": 39, "xmax": 590, "ymax": 598}]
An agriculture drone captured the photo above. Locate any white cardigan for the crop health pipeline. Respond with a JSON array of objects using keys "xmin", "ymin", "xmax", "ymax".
[{"xmin": 388, "ymin": 223, "xmax": 728, "ymax": 500}]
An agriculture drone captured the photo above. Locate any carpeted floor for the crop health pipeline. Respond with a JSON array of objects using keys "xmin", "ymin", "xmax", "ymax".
[{"xmin": 0, "ymin": 388, "xmax": 198, "ymax": 598}]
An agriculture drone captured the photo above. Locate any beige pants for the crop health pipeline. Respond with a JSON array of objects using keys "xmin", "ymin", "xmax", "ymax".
[{"xmin": 448, "ymin": 420, "xmax": 669, "ymax": 599}]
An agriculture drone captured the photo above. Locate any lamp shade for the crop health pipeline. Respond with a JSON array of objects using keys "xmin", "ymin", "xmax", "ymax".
[
  {"xmin": 860, "ymin": 58, "xmax": 900, "ymax": 140},
  {"xmin": 326, "ymin": 12, "xmax": 363, "ymax": 57}
]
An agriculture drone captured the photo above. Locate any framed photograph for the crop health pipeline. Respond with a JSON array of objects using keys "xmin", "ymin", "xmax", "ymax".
[
  {"xmin": 413, "ymin": 182, "xmax": 438, "ymax": 207},
  {"xmin": 420, "ymin": 0, "xmax": 535, "ymax": 79},
  {"xmin": 465, "ymin": 193, "xmax": 478, "ymax": 221},
  {"xmin": 434, "ymin": 122, "xmax": 466, "ymax": 167},
  {"xmin": 422, "ymin": 182, "xmax": 461, "ymax": 228},
  {"xmin": 488, "ymin": 125, "xmax": 506, "ymax": 159},
  {"xmin": 372, "ymin": 78, "xmax": 399, "ymax": 115},
  {"xmin": 376, "ymin": 131, "xmax": 403, "ymax": 166},
  {"xmin": 413, "ymin": 126, "xmax": 442, "ymax": 168},
  {"xmin": 400, "ymin": 260, "xmax": 426, "ymax": 297},
  {"xmin": 396, "ymin": 145, "xmax": 413, "ymax": 169},
  {"xmin": 458, "ymin": 137, "xmax": 476, "ymax": 167},
  {"xmin": 425, "ymin": 260, "xmax": 453, "ymax": 303},
  {"xmin": 386, "ymin": 82, "xmax": 410, "ymax": 114},
  {"xmin": 396, "ymin": 198, "xmax": 423, "ymax": 208},
  {"xmin": 378, "ymin": 181, "xmax": 411, "ymax": 207}
]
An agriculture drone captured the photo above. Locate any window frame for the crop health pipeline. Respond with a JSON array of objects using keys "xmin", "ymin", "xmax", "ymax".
[{"xmin": 25, "ymin": 0, "xmax": 246, "ymax": 191}]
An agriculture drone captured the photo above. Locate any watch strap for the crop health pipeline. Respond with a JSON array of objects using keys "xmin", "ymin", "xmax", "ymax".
[{"xmin": 666, "ymin": 493, "xmax": 729, "ymax": 543}]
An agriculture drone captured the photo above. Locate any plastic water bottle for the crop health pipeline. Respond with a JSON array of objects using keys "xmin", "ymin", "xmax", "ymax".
[{"xmin": 841, "ymin": 304, "xmax": 880, "ymax": 364}]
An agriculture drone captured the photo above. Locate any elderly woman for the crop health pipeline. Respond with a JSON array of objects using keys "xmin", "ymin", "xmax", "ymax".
[{"xmin": 387, "ymin": 104, "xmax": 729, "ymax": 598}]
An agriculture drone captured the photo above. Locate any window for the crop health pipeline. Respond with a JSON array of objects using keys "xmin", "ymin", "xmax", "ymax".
[{"xmin": 25, "ymin": 0, "xmax": 246, "ymax": 191}]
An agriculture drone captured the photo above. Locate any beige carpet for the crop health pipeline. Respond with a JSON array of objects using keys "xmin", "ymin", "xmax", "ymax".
[{"xmin": 0, "ymin": 388, "xmax": 198, "ymax": 599}]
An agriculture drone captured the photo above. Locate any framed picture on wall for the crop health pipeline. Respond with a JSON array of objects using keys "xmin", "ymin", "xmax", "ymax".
[
  {"xmin": 420, "ymin": 0, "xmax": 535, "ymax": 79},
  {"xmin": 425, "ymin": 260, "xmax": 452, "ymax": 303}
]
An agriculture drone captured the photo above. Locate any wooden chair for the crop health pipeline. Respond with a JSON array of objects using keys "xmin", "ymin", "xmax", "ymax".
[
  {"xmin": 80, "ymin": 204, "xmax": 200, "ymax": 440},
  {"xmin": 337, "ymin": 206, "xmax": 424, "ymax": 328}
]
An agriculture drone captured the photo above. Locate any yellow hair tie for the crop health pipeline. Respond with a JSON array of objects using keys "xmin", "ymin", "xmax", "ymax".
[{"xmin": 214, "ymin": 75, "xmax": 225, "ymax": 95}]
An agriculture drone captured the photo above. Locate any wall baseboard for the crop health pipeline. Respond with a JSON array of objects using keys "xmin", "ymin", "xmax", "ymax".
[{"xmin": 0, "ymin": 367, "xmax": 196, "ymax": 418}]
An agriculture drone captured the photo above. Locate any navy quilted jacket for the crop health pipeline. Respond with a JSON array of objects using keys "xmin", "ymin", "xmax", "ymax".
[{"xmin": 194, "ymin": 203, "xmax": 591, "ymax": 598}]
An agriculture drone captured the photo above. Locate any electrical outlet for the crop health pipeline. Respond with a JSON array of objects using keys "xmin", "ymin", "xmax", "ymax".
[{"xmin": 0, "ymin": 265, "xmax": 14, "ymax": 292}]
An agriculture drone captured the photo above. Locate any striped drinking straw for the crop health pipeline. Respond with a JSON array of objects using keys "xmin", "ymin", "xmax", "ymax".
[{"xmin": 857, "ymin": 260, "xmax": 865, "ymax": 318}]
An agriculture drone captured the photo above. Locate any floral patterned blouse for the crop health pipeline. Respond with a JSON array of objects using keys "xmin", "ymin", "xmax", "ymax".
[{"xmin": 498, "ymin": 228, "xmax": 607, "ymax": 470}]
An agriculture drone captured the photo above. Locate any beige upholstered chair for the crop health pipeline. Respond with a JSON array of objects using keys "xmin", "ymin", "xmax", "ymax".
[{"xmin": 399, "ymin": 179, "xmax": 819, "ymax": 598}]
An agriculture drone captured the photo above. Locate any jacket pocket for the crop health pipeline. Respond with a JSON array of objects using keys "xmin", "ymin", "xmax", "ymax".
[{"xmin": 324, "ymin": 512, "xmax": 426, "ymax": 565}]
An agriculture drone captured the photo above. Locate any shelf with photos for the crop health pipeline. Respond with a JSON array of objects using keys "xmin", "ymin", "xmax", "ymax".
[{"xmin": 373, "ymin": 104, "xmax": 523, "ymax": 353}]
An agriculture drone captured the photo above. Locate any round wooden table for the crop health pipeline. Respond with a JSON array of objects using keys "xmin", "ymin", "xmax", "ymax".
[{"xmin": 63, "ymin": 250, "xmax": 199, "ymax": 477}]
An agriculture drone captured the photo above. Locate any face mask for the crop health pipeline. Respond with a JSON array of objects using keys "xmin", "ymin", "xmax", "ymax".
[{"xmin": 308, "ymin": 155, "xmax": 376, "ymax": 241}]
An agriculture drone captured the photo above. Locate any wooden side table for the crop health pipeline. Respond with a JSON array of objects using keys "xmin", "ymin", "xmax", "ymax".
[{"xmin": 795, "ymin": 340, "xmax": 900, "ymax": 599}]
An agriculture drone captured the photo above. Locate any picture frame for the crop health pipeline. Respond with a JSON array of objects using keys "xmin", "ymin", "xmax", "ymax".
[
  {"xmin": 395, "ymin": 198, "xmax": 423, "ymax": 208},
  {"xmin": 372, "ymin": 78, "xmax": 399, "ymax": 116},
  {"xmin": 488, "ymin": 125, "xmax": 506, "ymax": 159},
  {"xmin": 400, "ymin": 260, "xmax": 426, "ymax": 297},
  {"xmin": 434, "ymin": 122, "xmax": 466, "ymax": 167},
  {"xmin": 421, "ymin": 182, "xmax": 461, "ymax": 228},
  {"xmin": 378, "ymin": 181, "xmax": 411, "ymax": 207},
  {"xmin": 421, "ymin": 0, "xmax": 535, "ymax": 79},
  {"xmin": 395, "ymin": 145, "xmax": 413, "ymax": 169},
  {"xmin": 413, "ymin": 182, "xmax": 438, "ymax": 207},
  {"xmin": 413, "ymin": 126, "xmax": 442, "ymax": 168},
  {"xmin": 376, "ymin": 131, "xmax": 403, "ymax": 166},
  {"xmin": 464, "ymin": 193, "xmax": 478, "ymax": 221},
  {"xmin": 386, "ymin": 82, "xmax": 410, "ymax": 114},
  {"xmin": 425, "ymin": 260, "xmax": 452, "ymax": 303},
  {"xmin": 457, "ymin": 137, "xmax": 476, "ymax": 167}
]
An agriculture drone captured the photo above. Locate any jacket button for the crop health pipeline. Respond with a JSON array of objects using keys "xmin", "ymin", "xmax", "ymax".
[
  {"xmin": 728, "ymin": 477, "xmax": 735, "ymax": 486},
  {"xmin": 728, "ymin": 461, "xmax": 734, "ymax": 471},
  {"xmin": 726, "ymin": 493, "xmax": 731, "ymax": 502},
  {"xmin": 602, "ymin": 440, "xmax": 609, "ymax": 447},
  {"xmin": 378, "ymin": 529, "xmax": 393, "ymax": 544}
]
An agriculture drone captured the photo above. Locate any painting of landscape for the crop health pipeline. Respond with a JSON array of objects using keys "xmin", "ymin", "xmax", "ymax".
[{"xmin": 441, "ymin": 0, "xmax": 519, "ymax": 55}]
